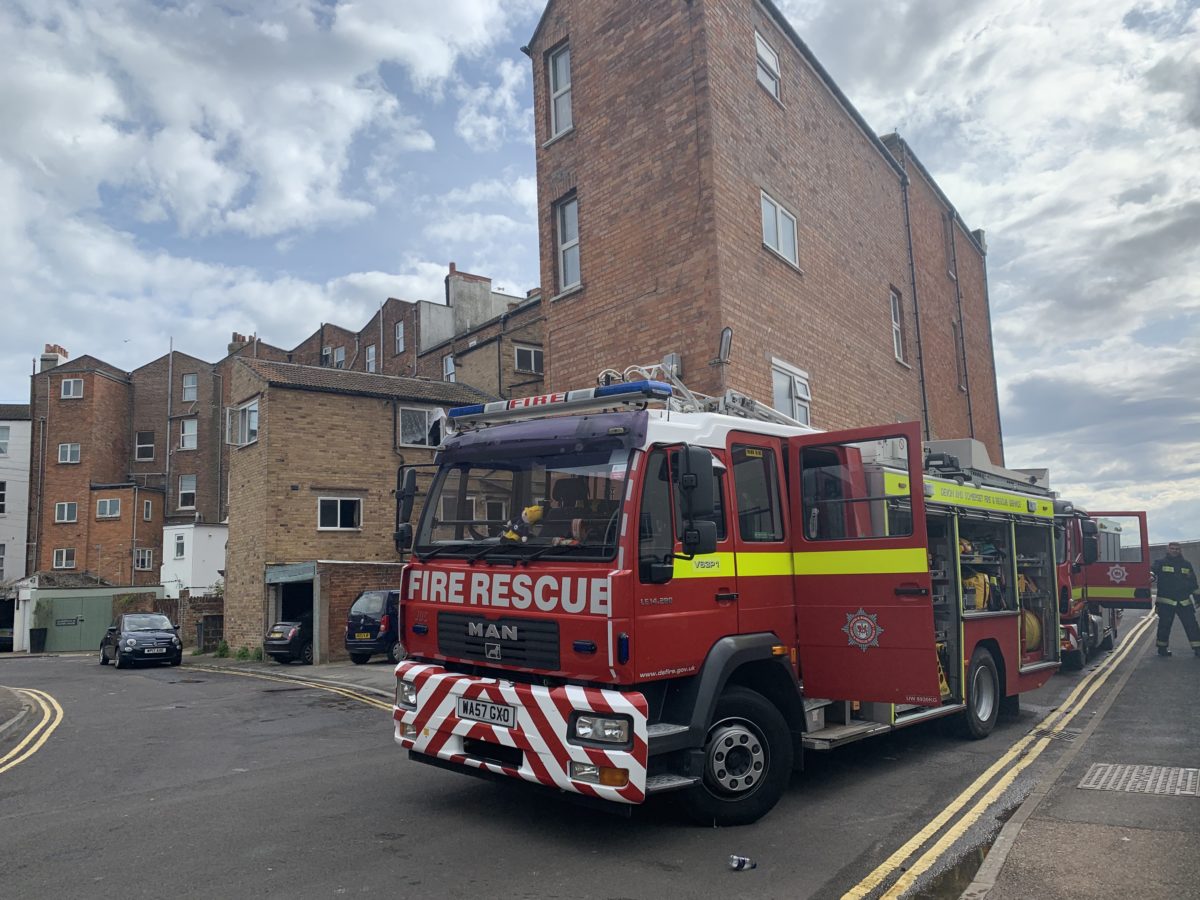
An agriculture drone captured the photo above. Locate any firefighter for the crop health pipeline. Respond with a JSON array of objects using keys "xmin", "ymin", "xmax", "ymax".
[{"xmin": 1150, "ymin": 542, "xmax": 1200, "ymax": 657}]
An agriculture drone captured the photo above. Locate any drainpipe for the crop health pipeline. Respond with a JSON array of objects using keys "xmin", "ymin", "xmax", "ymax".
[
  {"xmin": 497, "ymin": 311, "xmax": 510, "ymax": 399},
  {"xmin": 166, "ymin": 340, "xmax": 174, "ymax": 520},
  {"xmin": 978, "ymin": 243, "xmax": 1004, "ymax": 464},
  {"xmin": 948, "ymin": 217, "xmax": 976, "ymax": 438},
  {"xmin": 132, "ymin": 483, "xmax": 139, "ymax": 585},
  {"xmin": 897, "ymin": 150, "xmax": 932, "ymax": 442}
]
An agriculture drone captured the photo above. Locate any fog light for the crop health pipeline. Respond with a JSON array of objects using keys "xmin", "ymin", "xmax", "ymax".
[
  {"xmin": 400, "ymin": 722, "xmax": 418, "ymax": 739},
  {"xmin": 569, "ymin": 761, "xmax": 629, "ymax": 787},
  {"xmin": 573, "ymin": 714, "xmax": 630, "ymax": 744},
  {"xmin": 396, "ymin": 679, "xmax": 418, "ymax": 710}
]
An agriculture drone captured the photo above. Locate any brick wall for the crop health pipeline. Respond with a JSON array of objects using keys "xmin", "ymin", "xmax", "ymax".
[{"xmin": 318, "ymin": 561, "xmax": 406, "ymax": 661}]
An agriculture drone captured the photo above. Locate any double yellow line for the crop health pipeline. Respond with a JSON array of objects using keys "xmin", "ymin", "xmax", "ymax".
[
  {"xmin": 844, "ymin": 612, "xmax": 1156, "ymax": 899},
  {"xmin": 0, "ymin": 688, "xmax": 65, "ymax": 775},
  {"xmin": 189, "ymin": 665, "xmax": 394, "ymax": 711}
]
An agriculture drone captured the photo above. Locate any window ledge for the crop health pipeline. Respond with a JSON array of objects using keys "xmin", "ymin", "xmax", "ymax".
[
  {"xmin": 550, "ymin": 283, "xmax": 584, "ymax": 303},
  {"xmin": 758, "ymin": 82, "xmax": 785, "ymax": 109},
  {"xmin": 317, "ymin": 528, "xmax": 363, "ymax": 533},
  {"xmin": 542, "ymin": 126, "xmax": 575, "ymax": 149},
  {"xmin": 762, "ymin": 243, "xmax": 804, "ymax": 274},
  {"xmin": 895, "ymin": 358, "xmax": 912, "ymax": 370}
]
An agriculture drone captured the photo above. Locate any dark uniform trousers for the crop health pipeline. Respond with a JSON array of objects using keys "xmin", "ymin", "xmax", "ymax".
[
  {"xmin": 1152, "ymin": 556, "xmax": 1200, "ymax": 654},
  {"xmin": 1155, "ymin": 595, "xmax": 1200, "ymax": 652}
]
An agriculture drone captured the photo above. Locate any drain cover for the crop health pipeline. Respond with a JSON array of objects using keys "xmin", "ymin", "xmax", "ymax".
[{"xmin": 1079, "ymin": 763, "xmax": 1198, "ymax": 796}]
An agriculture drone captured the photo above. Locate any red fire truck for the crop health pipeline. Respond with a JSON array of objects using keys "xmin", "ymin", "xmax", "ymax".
[
  {"xmin": 390, "ymin": 371, "xmax": 1065, "ymax": 824},
  {"xmin": 1053, "ymin": 507, "xmax": 1152, "ymax": 668}
]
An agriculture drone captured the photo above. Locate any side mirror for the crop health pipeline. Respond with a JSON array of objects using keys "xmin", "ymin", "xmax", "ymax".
[
  {"xmin": 395, "ymin": 522, "xmax": 414, "ymax": 552},
  {"xmin": 106, "ymin": 626, "xmax": 117, "ymax": 633},
  {"xmin": 1080, "ymin": 520, "xmax": 1099, "ymax": 565},
  {"xmin": 645, "ymin": 560, "xmax": 675, "ymax": 585},
  {"xmin": 681, "ymin": 519, "xmax": 718, "ymax": 557},
  {"xmin": 677, "ymin": 446, "xmax": 715, "ymax": 519},
  {"xmin": 398, "ymin": 467, "xmax": 418, "ymax": 524},
  {"xmin": 172, "ymin": 623, "xmax": 180, "ymax": 631}
]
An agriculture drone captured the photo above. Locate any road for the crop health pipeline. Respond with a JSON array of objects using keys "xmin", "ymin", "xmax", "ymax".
[{"xmin": 0, "ymin": 619, "xmax": 1153, "ymax": 899}]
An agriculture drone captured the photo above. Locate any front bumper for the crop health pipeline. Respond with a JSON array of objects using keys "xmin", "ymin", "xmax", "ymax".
[
  {"xmin": 393, "ymin": 662, "xmax": 649, "ymax": 805},
  {"xmin": 119, "ymin": 646, "xmax": 180, "ymax": 662}
]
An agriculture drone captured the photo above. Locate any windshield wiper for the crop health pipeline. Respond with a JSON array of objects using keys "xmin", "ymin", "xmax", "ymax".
[
  {"xmin": 465, "ymin": 543, "xmax": 522, "ymax": 565},
  {"xmin": 414, "ymin": 542, "xmax": 472, "ymax": 562},
  {"xmin": 520, "ymin": 543, "xmax": 590, "ymax": 563}
]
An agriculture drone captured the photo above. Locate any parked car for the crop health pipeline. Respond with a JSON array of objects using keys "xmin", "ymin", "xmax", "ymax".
[
  {"xmin": 344, "ymin": 589, "xmax": 404, "ymax": 665},
  {"xmin": 264, "ymin": 616, "xmax": 313, "ymax": 665},
  {"xmin": 100, "ymin": 613, "xmax": 183, "ymax": 668}
]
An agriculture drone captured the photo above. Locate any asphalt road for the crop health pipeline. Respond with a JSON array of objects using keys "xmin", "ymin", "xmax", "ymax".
[{"xmin": 0, "ymin": 632, "xmax": 1145, "ymax": 900}]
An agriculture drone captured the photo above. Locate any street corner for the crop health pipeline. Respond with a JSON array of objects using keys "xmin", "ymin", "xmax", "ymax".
[{"xmin": 0, "ymin": 684, "xmax": 33, "ymax": 747}]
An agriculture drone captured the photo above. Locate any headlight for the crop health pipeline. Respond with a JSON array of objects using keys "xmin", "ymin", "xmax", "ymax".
[
  {"xmin": 396, "ymin": 679, "xmax": 418, "ymax": 709},
  {"xmin": 572, "ymin": 714, "xmax": 631, "ymax": 745},
  {"xmin": 124, "ymin": 638, "xmax": 136, "ymax": 649},
  {"xmin": 172, "ymin": 637, "xmax": 181, "ymax": 647}
]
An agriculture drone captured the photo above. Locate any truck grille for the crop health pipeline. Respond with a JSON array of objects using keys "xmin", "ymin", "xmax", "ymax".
[{"xmin": 437, "ymin": 613, "xmax": 560, "ymax": 670}]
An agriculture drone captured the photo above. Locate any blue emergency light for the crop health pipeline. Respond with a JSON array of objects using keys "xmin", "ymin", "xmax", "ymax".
[{"xmin": 448, "ymin": 380, "xmax": 673, "ymax": 426}]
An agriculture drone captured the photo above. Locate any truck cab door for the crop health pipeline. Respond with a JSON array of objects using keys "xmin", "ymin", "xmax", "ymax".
[
  {"xmin": 1082, "ymin": 511, "xmax": 1153, "ymax": 610},
  {"xmin": 788, "ymin": 422, "xmax": 942, "ymax": 707}
]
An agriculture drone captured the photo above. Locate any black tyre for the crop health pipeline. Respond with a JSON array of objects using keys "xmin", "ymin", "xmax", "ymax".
[
  {"xmin": 387, "ymin": 641, "xmax": 404, "ymax": 664},
  {"xmin": 301, "ymin": 642, "xmax": 314, "ymax": 665},
  {"xmin": 272, "ymin": 655, "xmax": 290, "ymax": 665},
  {"xmin": 1100, "ymin": 614, "xmax": 1117, "ymax": 652},
  {"xmin": 99, "ymin": 646, "xmax": 109, "ymax": 665},
  {"xmin": 960, "ymin": 647, "xmax": 1000, "ymax": 739},
  {"xmin": 169, "ymin": 654, "xmax": 182, "ymax": 667},
  {"xmin": 349, "ymin": 652, "xmax": 371, "ymax": 665},
  {"xmin": 680, "ymin": 686, "xmax": 792, "ymax": 826},
  {"xmin": 114, "ymin": 649, "xmax": 126, "ymax": 670},
  {"xmin": 1077, "ymin": 614, "xmax": 1091, "ymax": 665}
]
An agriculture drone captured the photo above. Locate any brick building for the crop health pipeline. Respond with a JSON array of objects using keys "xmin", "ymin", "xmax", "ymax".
[
  {"xmin": 223, "ymin": 359, "xmax": 492, "ymax": 660},
  {"xmin": 524, "ymin": 0, "xmax": 1004, "ymax": 461}
]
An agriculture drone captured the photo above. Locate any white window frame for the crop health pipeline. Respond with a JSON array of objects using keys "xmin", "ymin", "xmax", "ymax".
[
  {"xmin": 0, "ymin": 425, "xmax": 8, "ymax": 455},
  {"xmin": 556, "ymin": 196, "xmax": 580, "ymax": 291},
  {"xmin": 61, "ymin": 378, "xmax": 83, "ymax": 399},
  {"xmin": 761, "ymin": 191, "xmax": 798, "ymax": 266},
  {"xmin": 321, "ymin": 346, "xmax": 332, "ymax": 366},
  {"xmin": 318, "ymin": 496, "xmax": 362, "ymax": 531},
  {"xmin": 334, "ymin": 346, "xmax": 346, "ymax": 369},
  {"xmin": 366, "ymin": 344, "xmax": 376, "ymax": 373},
  {"xmin": 53, "ymin": 548, "xmax": 76, "ymax": 570},
  {"xmin": 755, "ymin": 31, "xmax": 781, "ymax": 99},
  {"xmin": 771, "ymin": 358, "xmax": 812, "ymax": 426},
  {"xmin": 514, "ymin": 345, "xmax": 544, "ymax": 374},
  {"xmin": 182, "ymin": 373, "xmax": 198, "ymax": 402},
  {"xmin": 443, "ymin": 354, "xmax": 456, "ymax": 383},
  {"xmin": 549, "ymin": 43, "xmax": 573, "ymax": 138},
  {"xmin": 144, "ymin": 499, "xmax": 152, "ymax": 522},
  {"xmin": 135, "ymin": 431, "xmax": 155, "ymax": 461},
  {"xmin": 890, "ymin": 289, "xmax": 906, "ymax": 363},
  {"xmin": 226, "ymin": 399, "xmax": 259, "ymax": 447},
  {"xmin": 175, "ymin": 533, "xmax": 186, "ymax": 559},
  {"xmin": 134, "ymin": 548, "xmax": 153, "ymax": 571},
  {"xmin": 55, "ymin": 501, "xmax": 78, "ymax": 523},
  {"xmin": 178, "ymin": 474, "xmax": 196, "ymax": 510},
  {"xmin": 179, "ymin": 418, "xmax": 198, "ymax": 450},
  {"xmin": 394, "ymin": 321, "xmax": 405, "ymax": 354},
  {"xmin": 58, "ymin": 443, "xmax": 80, "ymax": 464},
  {"xmin": 398, "ymin": 407, "xmax": 439, "ymax": 448},
  {"xmin": 97, "ymin": 498, "xmax": 121, "ymax": 519}
]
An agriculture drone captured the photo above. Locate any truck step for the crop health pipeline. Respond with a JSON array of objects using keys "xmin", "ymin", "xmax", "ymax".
[
  {"xmin": 647, "ymin": 722, "xmax": 690, "ymax": 739},
  {"xmin": 802, "ymin": 721, "xmax": 893, "ymax": 751},
  {"xmin": 645, "ymin": 773, "xmax": 698, "ymax": 794}
]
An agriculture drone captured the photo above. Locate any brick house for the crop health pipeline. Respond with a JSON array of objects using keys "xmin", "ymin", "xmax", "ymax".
[
  {"xmin": 524, "ymin": 0, "xmax": 1004, "ymax": 461},
  {"xmin": 223, "ymin": 359, "xmax": 493, "ymax": 661}
]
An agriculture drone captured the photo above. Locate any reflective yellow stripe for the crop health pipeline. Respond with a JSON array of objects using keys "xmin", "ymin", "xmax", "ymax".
[
  {"xmin": 1070, "ymin": 587, "xmax": 1084, "ymax": 600},
  {"xmin": 901, "ymin": 474, "xmax": 1055, "ymax": 518},
  {"xmin": 1086, "ymin": 587, "xmax": 1139, "ymax": 599},
  {"xmin": 793, "ymin": 547, "xmax": 928, "ymax": 575},
  {"xmin": 737, "ymin": 552, "xmax": 793, "ymax": 577},
  {"xmin": 673, "ymin": 553, "xmax": 736, "ymax": 579}
]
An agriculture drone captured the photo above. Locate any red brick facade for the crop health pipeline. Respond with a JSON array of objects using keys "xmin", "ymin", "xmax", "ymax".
[{"xmin": 527, "ymin": 0, "xmax": 1004, "ymax": 461}]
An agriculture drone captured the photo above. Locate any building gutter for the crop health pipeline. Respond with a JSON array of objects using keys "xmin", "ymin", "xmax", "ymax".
[
  {"xmin": 898, "ymin": 165, "xmax": 932, "ymax": 442},
  {"xmin": 949, "ymin": 216, "xmax": 976, "ymax": 438}
]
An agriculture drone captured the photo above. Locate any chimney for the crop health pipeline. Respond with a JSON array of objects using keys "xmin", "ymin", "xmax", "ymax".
[
  {"xmin": 228, "ymin": 332, "xmax": 249, "ymax": 354},
  {"xmin": 40, "ymin": 343, "xmax": 69, "ymax": 372}
]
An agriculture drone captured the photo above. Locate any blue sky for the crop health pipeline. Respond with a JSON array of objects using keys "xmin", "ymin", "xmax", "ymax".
[{"xmin": 1, "ymin": 0, "xmax": 1197, "ymax": 541}]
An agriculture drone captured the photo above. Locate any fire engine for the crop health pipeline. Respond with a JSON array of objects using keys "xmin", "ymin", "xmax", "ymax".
[
  {"xmin": 1052, "ymin": 507, "xmax": 1152, "ymax": 668},
  {"xmin": 389, "ymin": 366, "xmax": 1070, "ymax": 825}
]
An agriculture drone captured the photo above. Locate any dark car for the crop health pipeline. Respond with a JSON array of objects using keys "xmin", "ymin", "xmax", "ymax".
[
  {"xmin": 264, "ymin": 616, "xmax": 313, "ymax": 665},
  {"xmin": 100, "ymin": 613, "xmax": 183, "ymax": 668},
  {"xmin": 344, "ymin": 590, "xmax": 404, "ymax": 665}
]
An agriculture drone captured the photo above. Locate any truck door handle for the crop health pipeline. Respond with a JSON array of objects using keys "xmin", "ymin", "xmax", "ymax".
[
  {"xmin": 715, "ymin": 592, "xmax": 739, "ymax": 603},
  {"xmin": 894, "ymin": 584, "xmax": 929, "ymax": 597}
]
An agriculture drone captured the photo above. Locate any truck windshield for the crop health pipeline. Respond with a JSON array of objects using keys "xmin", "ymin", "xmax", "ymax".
[{"xmin": 415, "ymin": 446, "xmax": 631, "ymax": 561}]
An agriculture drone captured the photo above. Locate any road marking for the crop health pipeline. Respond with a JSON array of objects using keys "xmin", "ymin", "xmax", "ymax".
[
  {"xmin": 843, "ymin": 612, "xmax": 1156, "ymax": 899},
  {"xmin": 187, "ymin": 665, "xmax": 393, "ymax": 711},
  {"xmin": 0, "ymin": 689, "xmax": 65, "ymax": 775}
]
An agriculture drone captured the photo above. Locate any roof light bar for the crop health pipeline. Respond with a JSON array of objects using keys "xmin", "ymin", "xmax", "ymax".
[{"xmin": 448, "ymin": 380, "xmax": 673, "ymax": 427}]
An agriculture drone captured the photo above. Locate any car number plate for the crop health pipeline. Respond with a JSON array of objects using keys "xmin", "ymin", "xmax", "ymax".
[
  {"xmin": 144, "ymin": 648, "xmax": 167, "ymax": 654},
  {"xmin": 355, "ymin": 632, "xmax": 371, "ymax": 640},
  {"xmin": 269, "ymin": 632, "xmax": 284, "ymax": 639},
  {"xmin": 456, "ymin": 696, "xmax": 516, "ymax": 728}
]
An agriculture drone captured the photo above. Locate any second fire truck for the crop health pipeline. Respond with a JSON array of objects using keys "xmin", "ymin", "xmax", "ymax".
[{"xmin": 390, "ymin": 367, "xmax": 1077, "ymax": 824}]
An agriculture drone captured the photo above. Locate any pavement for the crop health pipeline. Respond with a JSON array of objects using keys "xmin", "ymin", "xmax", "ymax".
[
  {"xmin": 3, "ymin": 622, "xmax": 1197, "ymax": 900},
  {"xmin": 964, "ymin": 616, "xmax": 1200, "ymax": 900}
]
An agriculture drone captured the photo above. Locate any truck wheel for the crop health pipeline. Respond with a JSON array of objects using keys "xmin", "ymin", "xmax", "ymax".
[
  {"xmin": 1100, "ymin": 615, "xmax": 1117, "ymax": 652},
  {"xmin": 960, "ymin": 647, "xmax": 1000, "ymax": 739},
  {"xmin": 680, "ymin": 686, "xmax": 792, "ymax": 826},
  {"xmin": 1077, "ymin": 614, "xmax": 1091, "ymax": 665}
]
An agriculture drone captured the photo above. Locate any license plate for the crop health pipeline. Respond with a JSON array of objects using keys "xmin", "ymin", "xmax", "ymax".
[
  {"xmin": 456, "ymin": 696, "xmax": 516, "ymax": 728},
  {"xmin": 269, "ymin": 632, "xmax": 284, "ymax": 639},
  {"xmin": 144, "ymin": 648, "xmax": 167, "ymax": 654},
  {"xmin": 355, "ymin": 632, "xmax": 371, "ymax": 640}
]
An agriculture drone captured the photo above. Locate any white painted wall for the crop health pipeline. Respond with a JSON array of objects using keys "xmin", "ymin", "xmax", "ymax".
[
  {"xmin": 0, "ymin": 417, "xmax": 32, "ymax": 586},
  {"xmin": 160, "ymin": 524, "xmax": 227, "ymax": 598}
]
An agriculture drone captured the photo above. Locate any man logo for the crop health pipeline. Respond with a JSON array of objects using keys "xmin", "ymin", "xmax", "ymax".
[
  {"xmin": 468, "ymin": 621, "xmax": 518, "ymax": 641},
  {"xmin": 485, "ymin": 642, "xmax": 502, "ymax": 660}
]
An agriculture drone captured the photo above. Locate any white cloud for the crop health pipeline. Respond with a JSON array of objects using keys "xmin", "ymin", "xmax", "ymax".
[{"xmin": 455, "ymin": 58, "xmax": 533, "ymax": 150}]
